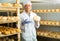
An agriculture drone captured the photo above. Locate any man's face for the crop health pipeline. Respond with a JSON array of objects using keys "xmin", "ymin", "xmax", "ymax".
[{"xmin": 24, "ymin": 4, "xmax": 32, "ymax": 12}]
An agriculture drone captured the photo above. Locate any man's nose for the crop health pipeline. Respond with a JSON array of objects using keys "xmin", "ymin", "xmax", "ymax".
[{"xmin": 25, "ymin": 6, "xmax": 30, "ymax": 8}]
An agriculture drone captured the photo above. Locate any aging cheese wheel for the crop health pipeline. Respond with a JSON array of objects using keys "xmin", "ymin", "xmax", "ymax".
[
  {"xmin": 2, "ymin": 31, "xmax": 10, "ymax": 35},
  {"xmin": 56, "ymin": 22, "xmax": 59, "ymax": 25},
  {"xmin": 56, "ymin": 9, "xmax": 60, "ymax": 12},
  {"xmin": 43, "ymin": 10, "xmax": 47, "ymax": 12},
  {"xmin": 47, "ymin": 9, "xmax": 51, "ymax": 12},
  {"xmin": 52, "ymin": 9, "xmax": 55, "ymax": 12}
]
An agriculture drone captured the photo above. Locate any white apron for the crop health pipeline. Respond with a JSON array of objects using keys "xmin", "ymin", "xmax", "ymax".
[{"xmin": 20, "ymin": 11, "xmax": 41, "ymax": 41}]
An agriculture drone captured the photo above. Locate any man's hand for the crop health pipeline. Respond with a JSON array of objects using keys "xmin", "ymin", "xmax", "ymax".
[{"xmin": 33, "ymin": 16, "xmax": 40, "ymax": 21}]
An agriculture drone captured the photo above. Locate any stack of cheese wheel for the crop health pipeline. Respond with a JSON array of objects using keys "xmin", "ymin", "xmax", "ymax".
[
  {"xmin": 1, "ymin": 3, "xmax": 12, "ymax": 7},
  {"xmin": 0, "ymin": 26, "xmax": 21, "ymax": 35},
  {"xmin": 13, "ymin": 3, "xmax": 22, "ymax": 8}
]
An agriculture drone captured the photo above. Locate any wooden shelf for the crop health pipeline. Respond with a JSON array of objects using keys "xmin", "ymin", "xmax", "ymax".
[
  {"xmin": 0, "ymin": 16, "xmax": 19, "ymax": 24},
  {"xmin": 37, "ymin": 30, "xmax": 60, "ymax": 39},
  {"xmin": 40, "ymin": 20, "xmax": 60, "ymax": 26},
  {"xmin": 0, "ymin": 0, "xmax": 21, "ymax": 41},
  {"xmin": 0, "ymin": 26, "xmax": 21, "ymax": 37},
  {"xmin": 32, "ymin": 9, "xmax": 60, "ymax": 13}
]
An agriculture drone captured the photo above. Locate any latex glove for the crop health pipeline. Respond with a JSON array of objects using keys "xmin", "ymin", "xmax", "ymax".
[
  {"xmin": 22, "ymin": 19, "xmax": 32, "ymax": 25},
  {"xmin": 33, "ymin": 16, "xmax": 40, "ymax": 21}
]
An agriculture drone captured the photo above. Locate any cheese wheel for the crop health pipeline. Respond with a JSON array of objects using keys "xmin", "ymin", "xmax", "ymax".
[
  {"xmin": 52, "ymin": 22, "xmax": 55, "ymax": 25},
  {"xmin": 52, "ymin": 9, "xmax": 55, "ymax": 12},
  {"xmin": 44, "ymin": 21, "xmax": 47, "ymax": 24},
  {"xmin": 7, "ymin": 17, "xmax": 12, "ymax": 22},
  {"xmin": 43, "ymin": 10, "xmax": 47, "ymax": 12},
  {"xmin": 33, "ymin": 10, "xmax": 36, "ymax": 12},
  {"xmin": 37, "ymin": 10, "xmax": 40, "ymax": 12},
  {"xmin": 56, "ymin": 22, "xmax": 59, "ymax": 25},
  {"xmin": 57, "ymin": 35, "xmax": 60, "ymax": 38},
  {"xmin": 16, "ymin": 29, "xmax": 21, "ymax": 33},
  {"xmin": 2, "ymin": 31, "xmax": 10, "ymax": 35},
  {"xmin": 0, "ymin": 16, "xmax": 3, "ymax": 20},
  {"xmin": 2, "ymin": 17, "xmax": 7, "ymax": 20},
  {"xmin": 56, "ymin": 9, "xmax": 60, "ymax": 12},
  {"xmin": 48, "ymin": 21, "xmax": 51, "ymax": 25},
  {"xmin": 40, "ymin": 21, "xmax": 44, "ymax": 24},
  {"xmin": 0, "ymin": 32, "xmax": 1, "ymax": 34},
  {"xmin": 40, "ymin": 32, "xmax": 44, "ymax": 36},
  {"xmin": 44, "ymin": 33, "xmax": 48, "ymax": 36},
  {"xmin": 40, "ymin": 10, "xmax": 43, "ymax": 12},
  {"xmin": 47, "ymin": 9, "xmax": 51, "ymax": 12}
]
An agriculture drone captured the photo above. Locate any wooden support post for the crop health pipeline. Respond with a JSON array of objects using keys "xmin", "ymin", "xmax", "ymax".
[{"xmin": 16, "ymin": 0, "xmax": 21, "ymax": 41}]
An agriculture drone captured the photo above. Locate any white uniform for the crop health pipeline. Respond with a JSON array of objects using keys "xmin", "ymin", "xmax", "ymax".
[{"xmin": 20, "ymin": 11, "xmax": 41, "ymax": 41}]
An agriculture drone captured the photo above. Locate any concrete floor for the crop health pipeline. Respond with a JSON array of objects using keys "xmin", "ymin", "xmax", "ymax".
[{"xmin": 37, "ymin": 36, "xmax": 60, "ymax": 41}]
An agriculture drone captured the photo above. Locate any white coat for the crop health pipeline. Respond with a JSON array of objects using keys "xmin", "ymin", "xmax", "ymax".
[{"xmin": 20, "ymin": 11, "xmax": 41, "ymax": 41}]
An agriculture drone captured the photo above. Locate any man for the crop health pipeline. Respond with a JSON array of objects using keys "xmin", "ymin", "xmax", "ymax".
[{"xmin": 20, "ymin": 1, "xmax": 41, "ymax": 41}]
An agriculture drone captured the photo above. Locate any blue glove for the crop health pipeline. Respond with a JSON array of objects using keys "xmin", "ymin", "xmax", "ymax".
[{"xmin": 22, "ymin": 19, "xmax": 32, "ymax": 25}]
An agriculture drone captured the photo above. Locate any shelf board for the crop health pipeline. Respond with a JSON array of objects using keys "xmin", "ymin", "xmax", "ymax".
[
  {"xmin": 37, "ymin": 30, "xmax": 60, "ymax": 39},
  {"xmin": 0, "ymin": 32, "xmax": 20, "ymax": 38}
]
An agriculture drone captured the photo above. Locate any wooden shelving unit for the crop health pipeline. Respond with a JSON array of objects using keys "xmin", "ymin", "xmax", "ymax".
[{"xmin": 0, "ymin": 0, "xmax": 22, "ymax": 41}]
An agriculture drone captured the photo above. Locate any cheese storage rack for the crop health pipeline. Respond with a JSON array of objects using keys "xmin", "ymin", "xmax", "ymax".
[
  {"xmin": 32, "ymin": 9, "xmax": 60, "ymax": 39},
  {"xmin": 0, "ymin": 0, "xmax": 22, "ymax": 41}
]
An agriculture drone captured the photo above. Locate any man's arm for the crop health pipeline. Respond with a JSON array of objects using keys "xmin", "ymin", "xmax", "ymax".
[{"xmin": 33, "ymin": 13, "xmax": 41, "ymax": 28}]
